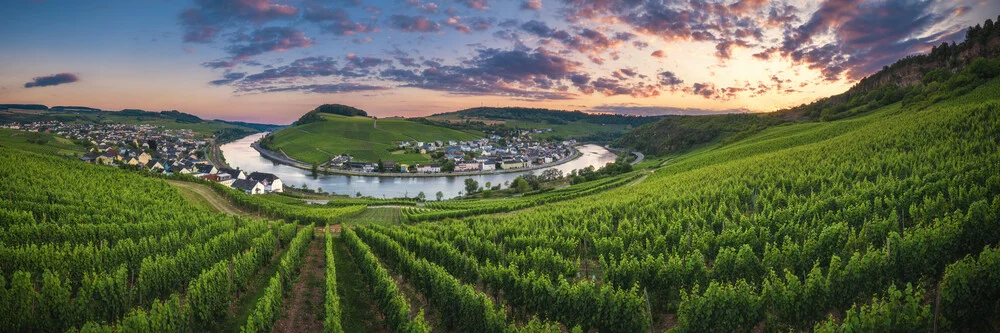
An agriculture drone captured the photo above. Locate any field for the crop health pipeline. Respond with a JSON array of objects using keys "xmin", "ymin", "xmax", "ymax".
[
  {"xmin": 0, "ymin": 128, "xmax": 85, "ymax": 157},
  {"xmin": 268, "ymin": 114, "xmax": 481, "ymax": 164}
]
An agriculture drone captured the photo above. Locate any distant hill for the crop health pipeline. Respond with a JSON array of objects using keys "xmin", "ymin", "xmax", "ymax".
[
  {"xmin": 265, "ymin": 111, "xmax": 480, "ymax": 164},
  {"xmin": 0, "ymin": 104, "xmax": 48, "ymax": 111},
  {"xmin": 425, "ymin": 106, "xmax": 663, "ymax": 142},
  {"xmin": 294, "ymin": 104, "xmax": 369, "ymax": 126},
  {"xmin": 51, "ymin": 106, "xmax": 101, "ymax": 112},
  {"xmin": 615, "ymin": 15, "xmax": 1000, "ymax": 156}
]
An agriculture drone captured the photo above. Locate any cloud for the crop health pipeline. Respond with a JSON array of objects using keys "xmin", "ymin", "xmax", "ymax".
[
  {"xmin": 589, "ymin": 77, "xmax": 659, "ymax": 97},
  {"xmin": 245, "ymin": 83, "xmax": 389, "ymax": 94},
  {"xmin": 179, "ymin": 0, "xmax": 298, "ymax": 43},
  {"xmin": 209, "ymin": 72, "xmax": 246, "ymax": 85},
  {"xmin": 303, "ymin": 4, "xmax": 375, "ymax": 36},
  {"xmin": 778, "ymin": 0, "xmax": 965, "ymax": 81},
  {"xmin": 657, "ymin": 71, "xmax": 683, "ymax": 87},
  {"xmin": 24, "ymin": 73, "xmax": 79, "ymax": 88},
  {"xmin": 379, "ymin": 47, "xmax": 582, "ymax": 100},
  {"xmin": 388, "ymin": 14, "xmax": 441, "ymax": 32},
  {"xmin": 521, "ymin": 0, "xmax": 542, "ymax": 11},
  {"xmin": 650, "ymin": 50, "xmax": 666, "ymax": 58},
  {"xmin": 225, "ymin": 26, "xmax": 313, "ymax": 60},
  {"xmin": 460, "ymin": 0, "xmax": 489, "ymax": 10}
]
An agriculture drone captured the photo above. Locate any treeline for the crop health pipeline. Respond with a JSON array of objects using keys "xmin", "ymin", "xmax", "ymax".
[
  {"xmin": 293, "ymin": 104, "xmax": 369, "ymax": 126},
  {"xmin": 430, "ymin": 107, "xmax": 662, "ymax": 127}
]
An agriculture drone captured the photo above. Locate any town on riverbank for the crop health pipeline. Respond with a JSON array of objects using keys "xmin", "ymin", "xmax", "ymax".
[
  {"xmin": 3, "ymin": 121, "xmax": 287, "ymax": 195},
  {"xmin": 256, "ymin": 129, "xmax": 586, "ymax": 177}
]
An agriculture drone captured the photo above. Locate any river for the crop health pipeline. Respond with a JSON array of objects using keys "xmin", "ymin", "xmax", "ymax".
[{"xmin": 219, "ymin": 132, "xmax": 618, "ymax": 199}]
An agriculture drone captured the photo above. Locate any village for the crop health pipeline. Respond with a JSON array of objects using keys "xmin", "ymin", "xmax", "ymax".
[
  {"xmin": 3, "ymin": 121, "xmax": 284, "ymax": 195},
  {"xmin": 332, "ymin": 130, "xmax": 578, "ymax": 174}
]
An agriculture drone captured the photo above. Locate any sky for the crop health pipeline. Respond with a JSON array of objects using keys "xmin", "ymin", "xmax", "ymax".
[{"xmin": 1, "ymin": 0, "xmax": 997, "ymax": 124}]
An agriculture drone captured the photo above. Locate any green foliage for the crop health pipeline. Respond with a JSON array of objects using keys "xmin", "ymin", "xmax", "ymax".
[
  {"xmin": 614, "ymin": 113, "xmax": 786, "ymax": 155},
  {"xmin": 324, "ymin": 232, "xmax": 344, "ymax": 333}
]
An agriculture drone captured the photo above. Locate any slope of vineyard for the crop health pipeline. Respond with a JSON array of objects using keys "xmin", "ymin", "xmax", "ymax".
[
  {"xmin": 348, "ymin": 77, "xmax": 1000, "ymax": 331},
  {"xmin": 0, "ymin": 146, "xmax": 299, "ymax": 332}
]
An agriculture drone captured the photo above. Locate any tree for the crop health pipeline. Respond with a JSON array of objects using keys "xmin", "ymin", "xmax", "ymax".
[
  {"xmin": 436, "ymin": 191, "xmax": 443, "ymax": 201},
  {"xmin": 513, "ymin": 178, "xmax": 531, "ymax": 193},
  {"xmin": 464, "ymin": 179, "xmax": 479, "ymax": 195},
  {"xmin": 356, "ymin": 192, "xmax": 362, "ymax": 198},
  {"xmin": 441, "ymin": 160, "xmax": 456, "ymax": 172},
  {"xmin": 311, "ymin": 162, "xmax": 318, "ymax": 178},
  {"xmin": 417, "ymin": 192, "xmax": 426, "ymax": 201}
]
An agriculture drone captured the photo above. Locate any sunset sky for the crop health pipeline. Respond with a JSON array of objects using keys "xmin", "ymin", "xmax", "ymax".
[{"xmin": 1, "ymin": 0, "xmax": 997, "ymax": 124}]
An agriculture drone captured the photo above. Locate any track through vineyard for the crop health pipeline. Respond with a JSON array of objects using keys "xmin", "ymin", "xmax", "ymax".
[
  {"xmin": 167, "ymin": 180, "xmax": 249, "ymax": 216},
  {"xmin": 273, "ymin": 232, "xmax": 327, "ymax": 333}
]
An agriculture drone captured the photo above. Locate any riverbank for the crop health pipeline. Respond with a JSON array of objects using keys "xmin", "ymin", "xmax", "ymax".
[{"xmin": 252, "ymin": 139, "xmax": 584, "ymax": 178}]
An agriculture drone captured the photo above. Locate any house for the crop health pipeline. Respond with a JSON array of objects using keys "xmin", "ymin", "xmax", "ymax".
[
  {"xmin": 80, "ymin": 152, "xmax": 98, "ymax": 163},
  {"xmin": 382, "ymin": 161, "xmax": 397, "ymax": 172},
  {"xmin": 399, "ymin": 164, "xmax": 409, "ymax": 173},
  {"xmin": 145, "ymin": 160, "xmax": 164, "ymax": 170},
  {"xmin": 501, "ymin": 158, "xmax": 528, "ymax": 169},
  {"xmin": 194, "ymin": 164, "xmax": 218, "ymax": 176},
  {"xmin": 95, "ymin": 153, "xmax": 115, "ymax": 165},
  {"xmin": 137, "ymin": 152, "xmax": 152, "ymax": 165},
  {"xmin": 455, "ymin": 161, "xmax": 480, "ymax": 172},
  {"xmin": 416, "ymin": 163, "xmax": 441, "ymax": 173},
  {"xmin": 232, "ymin": 179, "xmax": 265, "ymax": 195},
  {"xmin": 480, "ymin": 161, "xmax": 496, "ymax": 171},
  {"xmin": 218, "ymin": 167, "xmax": 246, "ymax": 180},
  {"xmin": 248, "ymin": 172, "xmax": 283, "ymax": 193}
]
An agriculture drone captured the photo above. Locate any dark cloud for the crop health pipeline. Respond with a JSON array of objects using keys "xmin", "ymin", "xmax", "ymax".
[
  {"xmin": 657, "ymin": 71, "xmax": 683, "ymax": 87},
  {"xmin": 778, "ymin": 0, "xmax": 962, "ymax": 81},
  {"xmin": 24, "ymin": 73, "xmax": 79, "ymax": 88},
  {"xmin": 379, "ymin": 47, "xmax": 581, "ymax": 100},
  {"xmin": 589, "ymin": 77, "xmax": 659, "ymax": 97},
  {"xmin": 388, "ymin": 14, "xmax": 441, "ymax": 32},
  {"xmin": 246, "ymin": 83, "xmax": 389, "ymax": 94},
  {"xmin": 224, "ymin": 26, "xmax": 313, "ymax": 61},
  {"xmin": 521, "ymin": 0, "xmax": 542, "ymax": 11},
  {"xmin": 520, "ymin": 20, "xmax": 554, "ymax": 37},
  {"xmin": 650, "ymin": 50, "xmax": 666, "ymax": 58},
  {"xmin": 209, "ymin": 72, "xmax": 246, "ymax": 85},
  {"xmin": 345, "ymin": 54, "xmax": 392, "ymax": 68},
  {"xmin": 303, "ymin": 4, "xmax": 376, "ymax": 36},
  {"xmin": 179, "ymin": 0, "xmax": 298, "ymax": 43},
  {"xmin": 684, "ymin": 82, "xmax": 742, "ymax": 100}
]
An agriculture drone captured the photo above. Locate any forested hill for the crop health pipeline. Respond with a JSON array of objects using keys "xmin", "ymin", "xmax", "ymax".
[
  {"xmin": 429, "ymin": 106, "xmax": 662, "ymax": 127},
  {"xmin": 293, "ymin": 104, "xmax": 369, "ymax": 126},
  {"xmin": 615, "ymin": 15, "xmax": 1000, "ymax": 157}
]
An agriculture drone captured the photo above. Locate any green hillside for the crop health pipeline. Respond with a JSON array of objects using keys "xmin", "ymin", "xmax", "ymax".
[
  {"xmin": 0, "ymin": 128, "xmax": 86, "ymax": 157},
  {"xmin": 426, "ymin": 106, "xmax": 662, "ymax": 142},
  {"xmin": 352, "ymin": 77, "xmax": 1000, "ymax": 332},
  {"xmin": 0, "ymin": 107, "xmax": 277, "ymax": 140},
  {"xmin": 265, "ymin": 113, "xmax": 480, "ymax": 164}
]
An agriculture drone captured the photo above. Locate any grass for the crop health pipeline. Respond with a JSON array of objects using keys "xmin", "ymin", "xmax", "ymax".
[
  {"xmin": 350, "ymin": 207, "xmax": 403, "ymax": 226},
  {"xmin": 332, "ymin": 234, "xmax": 383, "ymax": 333},
  {"xmin": 173, "ymin": 184, "xmax": 220, "ymax": 213},
  {"xmin": 269, "ymin": 114, "xmax": 480, "ymax": 164},
  {"xmin": 0, "ymin": 128, "xmax": 86, "ymax": 157}
]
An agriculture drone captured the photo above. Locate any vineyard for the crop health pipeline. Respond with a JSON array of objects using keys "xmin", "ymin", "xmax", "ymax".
[{"xmin": 1, "ymin": 79, "xmax": 999, "ymax": 332}]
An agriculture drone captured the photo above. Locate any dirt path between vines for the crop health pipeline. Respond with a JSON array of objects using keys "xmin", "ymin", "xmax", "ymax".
[
  {"xmin": 166, "ymin": 180, "xmax": 248, "ymax": 216},
  {"xmin": 273, "ymin": 235, "xmax": 326, "ymax": 333}
]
